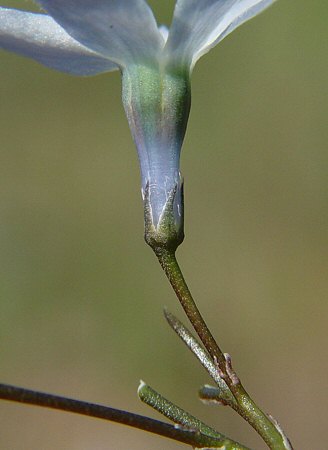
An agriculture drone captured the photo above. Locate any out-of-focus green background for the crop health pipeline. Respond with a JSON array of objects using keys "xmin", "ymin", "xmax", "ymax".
[{"xmin": 1, "ymin": 1, "xmax": 327, "ymax": 449}]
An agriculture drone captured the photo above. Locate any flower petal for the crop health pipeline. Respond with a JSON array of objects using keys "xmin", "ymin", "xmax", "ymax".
[
  {"xmin": 166, "ymin": 0, "xmax": 276, "ymax": 70},
  {"xmin": 0, "ymin": 8, "xmax": 117, "ymax": 75},
  {"xmin": 36, "ymin": 0, "xmax": 164, "ymax": 67}
]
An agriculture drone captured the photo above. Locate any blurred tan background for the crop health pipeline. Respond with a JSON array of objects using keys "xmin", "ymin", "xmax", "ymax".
[{"xmin": 0, "ymin": 1, "xmax": 327, "ymax": 449}]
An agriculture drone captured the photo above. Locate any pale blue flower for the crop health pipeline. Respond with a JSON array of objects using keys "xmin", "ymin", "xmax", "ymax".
[{"xmin": 0, "ymin": 1, "xmax": 276, "ymax": 247}]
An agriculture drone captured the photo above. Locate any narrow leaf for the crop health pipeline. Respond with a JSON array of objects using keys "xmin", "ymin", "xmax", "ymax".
[
  {"xmin": 138, "ymin": 381, "xmax": 251, "ymax": 450},
  {"xmin": 164, "ymin": 309, "xmax": 236, "ymax": 407}
]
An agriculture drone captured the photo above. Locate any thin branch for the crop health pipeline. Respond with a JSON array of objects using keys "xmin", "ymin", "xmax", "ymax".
[{"xmin": 0, "ymin": 382, "xmax": 234, "ymax": 448}]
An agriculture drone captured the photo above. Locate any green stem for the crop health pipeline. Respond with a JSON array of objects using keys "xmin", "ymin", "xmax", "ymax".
[
  {"xmin": 155, "ymin": 247, "xmax": 227, "ymax": 371},
  {"xmin": 0, "ymin": 382, "xmax": 233, "ymax": 448},
  {"xmin": 154, "ymin": 248, "xmax": 292, "ymax": 450}
]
